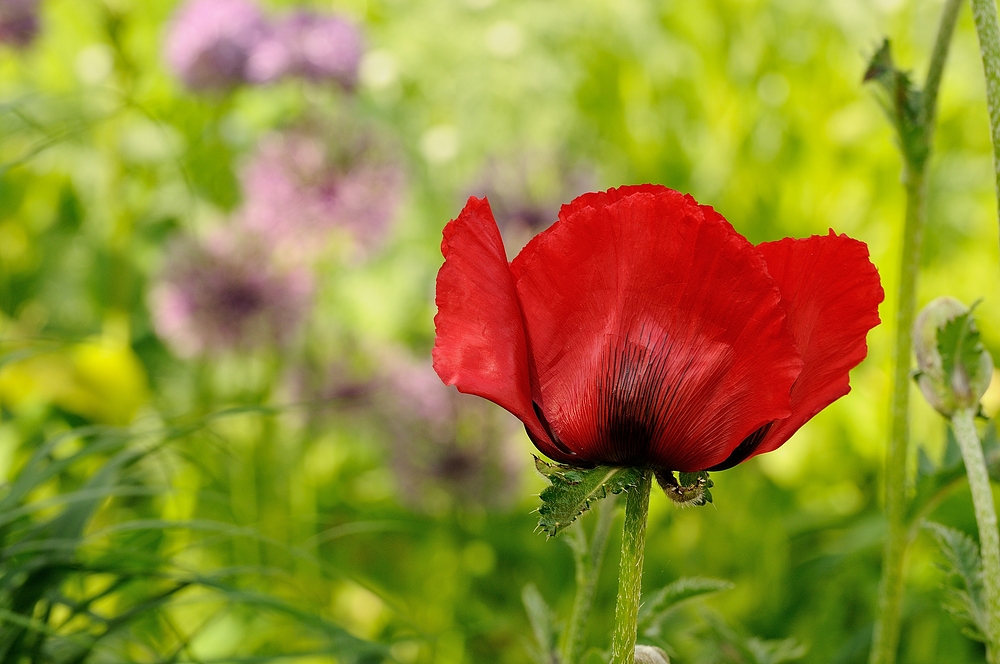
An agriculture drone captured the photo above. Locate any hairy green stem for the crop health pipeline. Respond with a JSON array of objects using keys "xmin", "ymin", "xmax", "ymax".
[
  {"xmin": 924, "ymin": 0, "xmax": 965, "ymax": 131},
  {"xmin": 870, "ymin": 167, "xmax": 927, "ymax": 664},
  {"xmin": 971, "ymin": 0, "xmax": 1000, "ymax": 246},
  {"xmin": 609, "ymin": 469, "xmax": 652, "ymax": 664},
  {"xmin": 952, "ymin": 408, "xmax": 1000, "ymax": 663},
  {"xmin": 869, "ymin": 4, "xmax": 963, "ymax": 663},
  {"xmin": 561, "ymin": 496, "xmax": 616, "ymax": 664}
]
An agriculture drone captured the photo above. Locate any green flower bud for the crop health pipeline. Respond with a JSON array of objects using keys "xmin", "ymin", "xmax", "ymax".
[
  {"xmin": 913, "ymin": 296, "xmax": 994, "ymax": 417},
  {"xmin": 634, "ymin": 644, "xmax": 671, "ymax": 663}
]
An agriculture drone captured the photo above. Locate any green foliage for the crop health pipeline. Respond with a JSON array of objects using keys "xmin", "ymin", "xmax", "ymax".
[
  {"xmin": 639, "ymin": 577, "xmax": 734, "ymax": 635},
  {"xmin": 937, "ymin": 309, "xmax": 985, "ymax": 384},
  {"xmin": 534, "ymin": 458, "xmax": 642, "ymax": 537},
  {"xmin": 1, "ymin": 0, "xmax": 998, "ymax": 661},
  {"xmin": 702, "ymin": 613, "xmax": 808, "ymax": 664},
  {"xmin": 925, "ymin": 521, "xmax": 988, "ymax": 643},
  {"xmin": 0, "ymin": 380, "xmax": 385, "ymax": 663},
  {"xmin": 863, "ymin": 39, "xmax": 929, "ymax": 169},
  {"xmin": 908, "ymin": 433, "xmax": 965, "ymax": 526},
  {"xmin": 522, "ymin": 583, "xmax": 559, "ymax": 664}
]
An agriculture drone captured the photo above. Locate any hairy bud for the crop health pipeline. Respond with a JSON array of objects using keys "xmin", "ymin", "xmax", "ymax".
[
  {"xmin": 913, "ymin": 296, "xmax": 994, "ymax": 417},
  {"xmin": 634, "ymin": 645, "xmax": 671, "ymax": 663}
]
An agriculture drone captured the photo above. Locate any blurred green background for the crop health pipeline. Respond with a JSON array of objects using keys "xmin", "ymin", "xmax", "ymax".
[{"xmin": 2, "ymin": 0, "xmax": 1000, "ymax": 662}]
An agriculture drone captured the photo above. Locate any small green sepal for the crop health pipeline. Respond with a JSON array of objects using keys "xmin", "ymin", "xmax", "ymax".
[
  {"xmin": 533, "ymin": 457, "xmax": 642, "ymax": 537},
  {"xmin": 656, "ymin": 470, "xmax": 714, "ymax": 507}
]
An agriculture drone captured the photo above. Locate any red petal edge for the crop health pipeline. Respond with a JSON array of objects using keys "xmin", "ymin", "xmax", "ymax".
[
  {"xmin": 748, "ymin": 230, "xmax": 884, "ymax": 459},
  {"xmin": 432, "ymin": 196, "xmax": 575, "ymax": 463}
]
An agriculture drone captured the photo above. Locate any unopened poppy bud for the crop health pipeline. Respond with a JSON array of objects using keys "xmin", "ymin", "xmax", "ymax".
[
  {"xmin": 913, "ymin": 296, "xmax": 994, "ymax": 417},
  {"xmin": 634, "ymin": 645, "xmax": 671, "ymax": 663}
]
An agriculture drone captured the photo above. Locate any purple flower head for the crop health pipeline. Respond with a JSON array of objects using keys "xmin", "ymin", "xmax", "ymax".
[
  {"xmin": 151, "ymin": 228, "xmax": 313, "ymax": 357},
  {"xmin": 0, "ymin": 0, "xmax": 39, "ymax": 48},
  {"xmin": 239, "ymin": 119, "xmax": 403, "ymax": 257},
  {"xmin": 377, "ymin": 352, "xmax": 525, "ymax": 512},
  {"xmin": 247, "ymin": 11, "xmax": 363, "ymax": 87},
  {"xmin": 164, "ymin": 0, "xmax": 266, "ymax": 91}
]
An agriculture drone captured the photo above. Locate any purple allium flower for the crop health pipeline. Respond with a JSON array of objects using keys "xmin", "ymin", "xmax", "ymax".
[
  {"xmin": 0, "ymin": 0, "xmax": 39, "ymax": 48},
  {"xmin": 238, "ymin": 121, "xmax": 403, "ymax": 257},
  {"xmin": 247, "ymin": 11, "xmax": 362, "ymax": 87},
  {"xmin": 150, "ymin": 228, "xmax": 313, "ymax": 357},
  {"xmin": 164, "ymin": 0, "xmax": 266, "ymax": 91},
  {"xmin": 377, "ymin": 352, "xmax": 525, "ymax": 512}
]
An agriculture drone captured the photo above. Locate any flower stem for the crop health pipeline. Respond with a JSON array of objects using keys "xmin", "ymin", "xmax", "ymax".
[
  {"xmin": 869, "ymin": 166, "xmax": 927, "ymax": 664},
  {"xmin": 609, "ymin": 468, "xmax": 653, "ymax": 664},
  {"xmin": 952, "ymin": 408, "xmax": 1000, "ymax": 663},
  {"xmin": 869, "ymin": 4, "xmax": 962, "ymax": 663},
  {"xmin": 970, "ymin": 0, "xmax": 1000, "ymax": 247},
  {"xmin": 562, "ymin": 495, "xmax": 616, "ymax": 664}
]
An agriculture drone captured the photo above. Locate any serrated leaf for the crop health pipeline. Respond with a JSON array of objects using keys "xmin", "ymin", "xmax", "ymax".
[
  {"xmin": 638, "ymin": 577, "xmax": 733, "ymax": 633},
  {"xmin": 925, "ymin": 521, "xmax": 988, "ymax": 642},
  {"xmin": 534, "ymin": 458, "xmax": 642, "ymax": 537}
]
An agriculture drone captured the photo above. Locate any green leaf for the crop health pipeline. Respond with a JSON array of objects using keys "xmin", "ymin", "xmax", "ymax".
[
  {"xmin": 703, "ymin": 613, "xmax": 806, "ymax": 664},
  {"xmin": 521, "ymin": 583, "xmax": 558, "ymax": 664},
  {"xmin": 907, "ymin": 439, "xmax": 966, "ymax": 526},
  {"xmin": 534, "ymin": 458, "xmax": 642, "ymax": 537},
  {"xmin": 745, "ymin": 637, "xmax": 809, "ymax": 664},
  {"xmin": 937, "ymin": 308, "xmax": 987, "ymax": 391},
  {"xmin": 863, "ymin": 39, "xmax": 928, "ymax": 168},
  {"xmin": 925, "ymin": 521, "xmax": 988, "ymax": 642},
  {"xmin": 638, "ymin": 577, "xmax": 734, "ymax": 633}
]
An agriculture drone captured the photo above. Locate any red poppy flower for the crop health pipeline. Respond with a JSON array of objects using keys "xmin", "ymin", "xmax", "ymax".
[{"xmin": 432, "ymin": 185, "xmax": 883, "ymax": 473}]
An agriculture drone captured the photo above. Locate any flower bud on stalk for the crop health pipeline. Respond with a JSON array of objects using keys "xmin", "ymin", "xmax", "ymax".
[
  {"xmin": 912, "ymin": 296, "xmax": 994, "ymax": 417},
  {"xmin": 633, "ymin": 645, "xmax": 670, "ymax": 663}
]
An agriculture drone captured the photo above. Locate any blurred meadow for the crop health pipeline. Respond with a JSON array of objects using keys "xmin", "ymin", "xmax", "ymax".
[{"xmin": 1, "ymin": 0, "xmax": 1000, "ymax": 662}]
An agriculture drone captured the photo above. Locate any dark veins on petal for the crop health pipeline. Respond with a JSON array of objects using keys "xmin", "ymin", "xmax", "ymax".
[
  {"xmin": 707, "ymin": 421, "xmax": 773, "ymax": 471},
  {"xmin": 596, "ymin": 330, "xmax": 683, "ymax": 466}
]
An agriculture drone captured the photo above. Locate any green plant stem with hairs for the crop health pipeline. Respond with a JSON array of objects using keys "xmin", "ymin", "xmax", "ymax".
[
  {"xmin": 609, "ymin": 468, "xmax": 653, "ymax": 664},
  {"xmin": 952, "ymin": 408, "xmax": 1000, "ymax": 663},
  {"xmin": 870, "ymin": 2, "xmax": 963, "ymax": 663},
  {"xmin": 970, "ymin": 0, "xmax": 1000, "ymax": 246},
  {"xmin": 561, "ymin": 496, "xmax": 616, "ymax": 664}
]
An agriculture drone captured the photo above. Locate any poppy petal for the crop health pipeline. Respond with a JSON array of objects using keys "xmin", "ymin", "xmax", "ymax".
[
  {"xmin": 432, "ymin": 197, "xmax": 574, "ymax": 463},
  {"xmin": 511, "ymin": 186, "xmax": 803, "ymax": 471},
  {"xmin": 745, "ymin": 231, "xmax": 884, "ymax": 460}
]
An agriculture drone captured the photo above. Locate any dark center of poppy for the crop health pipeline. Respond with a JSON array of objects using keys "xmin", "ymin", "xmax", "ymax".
[{"xmin": 595, "ymin": 333, "xmax": 676, "ymax": 466}]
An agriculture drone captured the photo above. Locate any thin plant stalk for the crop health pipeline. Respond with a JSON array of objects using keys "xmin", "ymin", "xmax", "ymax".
[
  {"xmin": 609, "ymin": 468, "xmax": 653, "ymax": 664},
  {"xmin": 870, "ymin": 166, "xmax": 928, "ymax": 664},
  {"xmin": 970, "ymin": 0, "xmax": 1000, "ymax": 246},
  {"xmin": 952, "ymin": 408, "xmax": 1000, "ymax": 663},
  {"xmin": 870, "ymin": 2, "xmax": 963, "ymax": 663},
  {"xmin": 561, "ymin": 495, "xmax": 616, "ymax": 664}
]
